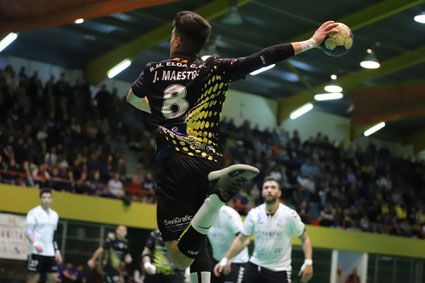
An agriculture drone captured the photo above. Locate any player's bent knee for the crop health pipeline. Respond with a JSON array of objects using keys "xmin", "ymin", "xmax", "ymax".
[{"xmin": 165, "ymin": 240, "xmax": 194, "ymax": 270}]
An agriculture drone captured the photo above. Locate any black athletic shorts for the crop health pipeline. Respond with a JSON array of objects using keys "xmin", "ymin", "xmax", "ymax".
[
  {"xmin": 244, "ymin": 262, "xmax": 292, "ymax": 283},
  {"xmin": 27, "ymin": 254, "xmax": 58, "ymax": 273},
  {"xmin": 104, "ymin": 264, "xmax": 120, "ymax": 283},
  {"xmin": 210, "ymin": 258, "xmax": 246, "ymax": 283},
  {"xmin": 156, "ymin": 150, "xmax": 223, "ymax": 241}
]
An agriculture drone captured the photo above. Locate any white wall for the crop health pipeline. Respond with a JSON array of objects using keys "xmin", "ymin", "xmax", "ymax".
[
  {"xmin": 353, "ymin": 136, "xmax": 414, "ymax": 158},
  {"xmin": 282, "ymin": 109, "xmax": 351, "ymax": 145},
  {"xmin": 222, "ymin": 89, "xmax": 278, "ymax": 130},
  {"xmin": 0, "ymin": 55, "xmax": 131, "ymax": 98}
]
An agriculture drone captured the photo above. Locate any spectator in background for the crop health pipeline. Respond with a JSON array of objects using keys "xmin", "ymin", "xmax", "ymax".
[
  {"xmin": 126, "ymin": 174, "xmax": 142, "ymax": 201},
  {"xmin": 44, "ymin": 146, "xmax": 58, "ymax": 166},
  {"xmin": 59, "ymin": 262, "xmax": 78, "ymax": 283},
  {"xmin": 32, "ymin": 162, "xmax": 50, "ymax": 188},
  {"xmin": 142, "ymin": 172, "xmax": 157, "ymax": 196},
  {"xmin": 345, "ymin": 268, "xmax": 360, "ymax": 283},
  {"xmin": 108, "ymin": 172, "xmax": 124, "ymax": 199},
  {"xmin": 89, "ymin": 170, "xmax": 105, "ymax": 196},
  {"xmin": 76, "ymin": 264, "xmax": 87, "ymax": 283},
  {"xmin": 336, "ymin": 265, "xmax": 344, "ymax": 283},
  {"xmin": 75, "ymin": 171, "xmax": 90, "ymax": 195}
]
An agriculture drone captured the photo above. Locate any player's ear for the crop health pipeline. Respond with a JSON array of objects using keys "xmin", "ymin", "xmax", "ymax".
[{"xmin": 175, "ymin": 36, "xmax": 181, "ymax": 47}]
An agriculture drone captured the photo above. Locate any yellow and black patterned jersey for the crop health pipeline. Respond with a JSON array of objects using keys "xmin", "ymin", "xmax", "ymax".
[{"xmin": 131, "ymin": 44, "xmax": 294, "ymax": 161}]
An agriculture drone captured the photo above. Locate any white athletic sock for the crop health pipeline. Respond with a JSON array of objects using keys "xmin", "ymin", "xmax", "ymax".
[
  {"xmin": 191, "ymin": 194, "xmax": 224, "ymax": 234},
  {"xmin": 190, "ymin": 271, "xmax": 211, "ymax": 283}
]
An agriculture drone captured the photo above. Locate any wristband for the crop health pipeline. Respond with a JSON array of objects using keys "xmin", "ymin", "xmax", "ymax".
[
  {"xmin": 33, "ymin": 241, "xmax": 39, "ymax": 247},
  {"xmin": 300, "ymin": 259, "xmax": 313, "ymax": 271},
  {"xmin": 144, "ymin": 262, "xmax": 157, "ymax": 274},
  {"xmin": 300, "ymin": 39, "xmax": 317, "ymax": 52},
  {"xmin": 219, "ymin": 257, "xmax": 228, "ymax": 267}
]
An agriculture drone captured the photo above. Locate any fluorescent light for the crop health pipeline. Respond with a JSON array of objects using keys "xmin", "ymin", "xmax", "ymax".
[
  {"xmin": 364, "ymin": 122, "xmax": 386, "ymax": 137},
  {"xmin": 414, "ymin": 12, "xmax": 425, "ymax": 23},
  {"xmin": 314, "ymin": 93, "xmax": 343, "ymax": 101},
  {"xmin": 290, "ymin": 103, "xmax": 313, "ymax": 120},
  {"xmin": 360, "ymin": 60, "xmax": 380, "ymax": 69},
  {"xmin": 0, "ymin": 33, "xmax": 18, "ymax": 53},
  {"xmin": 250, "ymin": 64, "xmax": 275, "ymax": 76},
  {"xmin": 324, "ymin": 85, "xmax": 343, "ymax": 93},
  {"xmin": 74, "ymin": 18, "xmax": 84, "ymax": 24},
  {"xmin": 107, "ymin": 59, "xmax": 132, "ymax": 78}
]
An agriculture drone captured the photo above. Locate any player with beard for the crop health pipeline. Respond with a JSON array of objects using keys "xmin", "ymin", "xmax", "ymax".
[{"xmin": 214, "ymin": 177, "xmax": 313, "ymax": 283}]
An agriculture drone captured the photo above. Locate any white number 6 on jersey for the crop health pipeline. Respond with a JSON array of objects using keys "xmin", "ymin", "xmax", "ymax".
[{"xmin": 161, "ymin": 84, "xmax": 189, "ymax": 119}]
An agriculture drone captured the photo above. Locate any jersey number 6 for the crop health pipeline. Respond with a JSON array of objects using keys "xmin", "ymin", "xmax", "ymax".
[{"xmin": 161, "ymin": 84, "xmax": 189, "ymax": 119}]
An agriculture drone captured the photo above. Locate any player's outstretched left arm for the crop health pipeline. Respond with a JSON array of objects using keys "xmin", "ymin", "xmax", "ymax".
[
  {"xmin": 126, "ymin": 89, "xmax": 152, "ymax": 114},
  {"xmin": 291, "ymin": 21, "xmax": 339, "ymax": 55},
  {"xmin": 298, "ymin": 231, "xmax": 313, "ymax": 282}
]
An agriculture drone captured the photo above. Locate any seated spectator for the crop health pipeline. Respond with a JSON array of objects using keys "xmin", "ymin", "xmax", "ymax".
[
  {"xmin": 32, "ymin": 162, "xmax": 50, "ymax": 188},
  {"xmin": 76, "ymin": 264, "xmax": 87, "ymax": 283},
  {"xmin": 142, "ymin": 172, "xmax": 157, "ymax": 201},
  {"xmin": 107, "ymin": 172, "xmax": 124, "ymax": 198},
  {"xmin": 75, "ymin": 171, "xmax": 91, "ymax": 195},
  {"xmin": 126, "ymin": 174, "xmax": 142, "ymax": 200},
  {"xmin": 59, "ymin": 262, "xmax": 78, "ymax": 283},
  {"xmin": 89, "ymin": 170, "xmax": 105, "ymax": 196}
]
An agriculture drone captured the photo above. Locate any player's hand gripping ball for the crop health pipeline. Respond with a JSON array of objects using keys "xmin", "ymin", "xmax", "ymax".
[{"xmin": 320, "ymin": 22, "xmax": 353, "ymax": 57}]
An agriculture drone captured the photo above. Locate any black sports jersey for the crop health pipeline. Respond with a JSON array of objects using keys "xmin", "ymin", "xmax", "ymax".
[
  {"xmin": 145, "ymin": 230, "xmax": 183, "ymax": 275},
  {"xmin": 131, "ymin": 44, "xmax": 294, "ymax": 161},
  {"xmin": 102, "ymin": 238, "xmax": 128, "ymax": 270}
]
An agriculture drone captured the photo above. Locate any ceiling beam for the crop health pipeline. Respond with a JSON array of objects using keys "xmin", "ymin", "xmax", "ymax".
[
  {"xmin": 278, "ymin": 45, "xmax": 425, "ymax": 123},
  {"xmin": 0, "ymin": 0, "xmax": 178, "ymax": 34},
  {"xmin": 84, "ymin": 0, "xmax": 251, "ymax": 85},
  {"xmin": 277, "ymin": 0, "xmax": 425, "ymax": 123},
  {"xmin": 350, "ymin": 83, "xmax": 425, "ymax": 126},
  {"xmin": 289, "ymin": 0, "xmax": 425, "ymax": 42}
]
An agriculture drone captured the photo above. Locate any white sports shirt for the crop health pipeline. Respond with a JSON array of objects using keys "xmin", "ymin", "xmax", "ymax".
[
  {"xmin": 26, "ymin": 205, "xmax": 59, "ymax": 256},
  {"xmin": 208, "ymin": 205, "xmax": 249, "ymax": 263},
  {"xmin": 241, "ymin": 203, "xmax": 305, "ymax": 271}
]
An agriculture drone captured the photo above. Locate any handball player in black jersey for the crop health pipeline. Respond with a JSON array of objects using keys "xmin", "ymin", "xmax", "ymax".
[{"xmin": 127, "ymin": 10, "xmax": 338, "ymax": 283}]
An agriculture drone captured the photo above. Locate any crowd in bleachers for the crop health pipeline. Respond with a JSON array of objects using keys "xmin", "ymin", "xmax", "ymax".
[{"xmin": 1, "ymin": 65, "xmax": 425, "ymax": 239}]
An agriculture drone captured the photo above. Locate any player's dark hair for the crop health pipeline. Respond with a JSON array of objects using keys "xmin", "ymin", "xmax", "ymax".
[
  {"xmin": 264, "ymin": 176, "xmax": 280, "ymax": 189},
  {"xmin": 39, "ymin": 188, "xmax": 52, "ymax": 198},
  {"xmin": 172, "ymin": 11, "xmax": 211, "ymax": 54}
]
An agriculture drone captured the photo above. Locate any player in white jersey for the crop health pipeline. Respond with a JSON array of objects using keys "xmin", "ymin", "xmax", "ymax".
[
  {"xmin": 26, "ymin": 189, "xmax": 62, "ymax": 283},
  {"xmin": 214, "ymin": 177, "xmax": 313, "ymax": 283},
  {"xmin": 208, "ymin": 205, "xmax": 249, "ymax": 283}
]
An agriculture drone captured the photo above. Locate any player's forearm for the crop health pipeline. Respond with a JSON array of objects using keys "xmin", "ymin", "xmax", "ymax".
[
  {"xmin": 224, "ymin": 234, "xmax": 249, "ymax": 260},
  {"xmin": 291, "ymin": 39, "xmax": 318, "ymax": 55},
  {"xmin": 28, "ymin": 235, "xmax": 36, "ymax": 244},
  {"xmin": 90, "ymin": 247, "xmax": 103, "ymax": 261},
  {"xmin": 142, "ymin": 247, "xmax": 152, "ymax": 264},
  {"xmin": 301, "ymin": 234, "xmax": 313, "ymax": 260}
]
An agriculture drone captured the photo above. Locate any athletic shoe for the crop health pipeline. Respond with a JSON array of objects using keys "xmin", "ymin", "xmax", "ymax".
[{"xmin": 208, "ymin": 164, "xmax": 260, "ymax": 202}]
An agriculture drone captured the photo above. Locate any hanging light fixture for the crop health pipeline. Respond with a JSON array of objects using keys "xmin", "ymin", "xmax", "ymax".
[
  {"xmin": 222, "ymin": 0, "xmax": 243, "ymax": 25},
  {"xmin": 360, "ymin": 48, "xmax": 380, "ymax": 69},
  {"xmin": 414, "ymin": 6, "xmax": 425, "ymax": 24}
]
